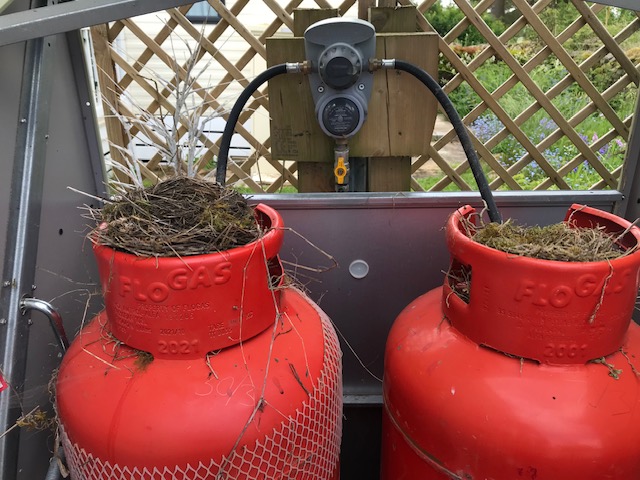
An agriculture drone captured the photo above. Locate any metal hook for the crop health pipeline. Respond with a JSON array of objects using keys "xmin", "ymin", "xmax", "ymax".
[{"xmin": 19, "ymin": 297, "xmax": 69, "ymax": 353}]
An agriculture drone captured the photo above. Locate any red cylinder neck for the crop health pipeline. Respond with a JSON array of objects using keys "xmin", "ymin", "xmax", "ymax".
[
  {"xmin": 442, "ymin": 204, "xmax": 640, "ymax": 365},
  {"xmin": 93, "ymin": 204, "xmax": 284, "ymax": 359}
]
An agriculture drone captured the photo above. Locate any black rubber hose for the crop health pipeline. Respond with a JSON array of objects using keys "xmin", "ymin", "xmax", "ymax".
[
  {"xmin": 394, "ymin": 60, "xmax": 502, "ymax": 223},
  {"xmin": 216, "ymin": 63, "xmax": 289, "ymax": 185}
]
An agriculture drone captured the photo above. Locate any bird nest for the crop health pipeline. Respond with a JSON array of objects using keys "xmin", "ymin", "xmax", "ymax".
[
  {"xmin": 447, "ymin": 217, "xmax": 635, "ymax": 304},
  {"xmin": 90, "ymin": 177, "xmax": 260, "ymax": 257},
  {"xmin": 470, "ymin": 220, "xmax": 630, "ymax": 262}
]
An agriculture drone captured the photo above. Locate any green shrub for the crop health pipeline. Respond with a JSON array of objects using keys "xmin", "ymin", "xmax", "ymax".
[
  {"xmin": 421, "ymin": 0, "xmax": 638, "ymax": 191},
  {"xmin": 447, "ymin": 81, "xmax": 481, "ymax": 118},
  {"xmin": 425, "ymin": 2, "xmax": 505, "ymax": 46}
]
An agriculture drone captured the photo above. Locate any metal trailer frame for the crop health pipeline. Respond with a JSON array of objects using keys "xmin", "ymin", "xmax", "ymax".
[{"xmin": 0, "ymin": 1, "xmax": 638, "ymax": 479}]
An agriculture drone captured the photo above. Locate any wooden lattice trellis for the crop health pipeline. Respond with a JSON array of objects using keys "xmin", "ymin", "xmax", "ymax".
[{"xmin": 91, "ymin": 0, "xmax": 640, "ymax": 192}]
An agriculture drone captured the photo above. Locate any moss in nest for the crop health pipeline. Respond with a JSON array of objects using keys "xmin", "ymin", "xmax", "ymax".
[
  {"xmin": 134, "ymin": 351, "xmax": 154, "ymax": 371},
  {"xmin": 103, "ymin": 328, "xmax": 154, "ymax": 372},
  {"xmin": 471, "ymin": 219, "xmax": 628, "ymax": 262},
  {"xmin": 90, "ymin": 177, "xmax": 260, "ymax": 257}
]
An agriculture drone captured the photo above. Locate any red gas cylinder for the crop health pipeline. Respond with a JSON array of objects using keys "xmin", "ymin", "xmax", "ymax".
[
  {"xmin": 382, "ymin": 204, "xmax": 640, "ymax": 479},
  {"xmin": 56, "ymin": 204, "xmax": 342, "ymax": 479}
]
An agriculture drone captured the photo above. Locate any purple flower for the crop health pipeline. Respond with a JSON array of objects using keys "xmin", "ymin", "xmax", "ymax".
[
  {"xmin": 539, "ymin": 117, "xmax": 557, "ymax": 131},
  {"xmin": 598, "ymin": 144, "xmax": 609, "ymax": 156},
  {"xmin": 536, "ymin": 117, "xmax": 557, "ymax": 142},
  {"xmin": 471, "ymin": 115, "xmax": 502, "ymax": 143}
]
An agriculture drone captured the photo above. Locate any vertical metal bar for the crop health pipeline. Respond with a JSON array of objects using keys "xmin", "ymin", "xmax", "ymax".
[
  {"xmin": 66, "ymin": 29, "xmax": 107, "ymax": 198},
  {"xmin": 617, "ymin": 93, "xmax": 640, "ymax": 220},
  {"xmin": 0, "ymin": 32, "xmax": 56, "ymax": 479}
]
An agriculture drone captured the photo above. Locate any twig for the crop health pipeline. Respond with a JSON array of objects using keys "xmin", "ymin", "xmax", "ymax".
[
  {"xmin": 620, "ymin": 348, "xmax": 640, "ymax": 377},
  {"xmin": 332, "ymin": 319, "xmax": 383, "ymax": 383},
  {"xmin": 589, "ymin": 260, "xmax": 613, "ymax": 324},
  {"xmin": 66, "ymin": 186, "xmax": 111, "ymax": 204},
  {"xmin": 289, "ymin": 362, "xmax": 311, "ymax": 397},
  {"xmin": 592, "ymin": 357, "xmax": 622, "ymax": 379},
  {"xmin": 205, "ymin": 350, "xmax": 220, "ymax": 380}
]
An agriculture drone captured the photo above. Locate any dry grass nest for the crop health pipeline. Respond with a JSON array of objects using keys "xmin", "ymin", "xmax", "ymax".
[
  {"xmin": 468, "ymin": 218, "xmax": 634, "ymax": 262},
  {"xmin": 90, "ymin": 177, "xmax": 260, "ymax": 256}
]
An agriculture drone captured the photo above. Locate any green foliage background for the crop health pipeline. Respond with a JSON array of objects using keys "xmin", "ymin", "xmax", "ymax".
[{"xmin": 418, "ymin": 0, "xmax": 639, "ymax": 191}]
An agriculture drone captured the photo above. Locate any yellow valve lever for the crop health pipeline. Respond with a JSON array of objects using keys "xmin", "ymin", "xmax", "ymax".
[{"xmin": 334, "ymin": 157, "xmax": 347, "ymax": 185}]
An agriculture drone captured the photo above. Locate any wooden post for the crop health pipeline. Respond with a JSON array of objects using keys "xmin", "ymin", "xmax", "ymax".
[
  {"xmin": 266, "ymin": 7, "xmax": 438, "ymax": 192},
  {"xmin": 367, "ymin": 5, "xmax": 417, "ymax": 192},
  {"xmin": 359, "ymin": 0, "xmax": 375, "ymax": 21}
]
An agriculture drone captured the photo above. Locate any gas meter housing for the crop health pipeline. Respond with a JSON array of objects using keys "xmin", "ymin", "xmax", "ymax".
[{"xmin": 304, "ymin": 18, "xmax": 376, "ymax": 139}]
